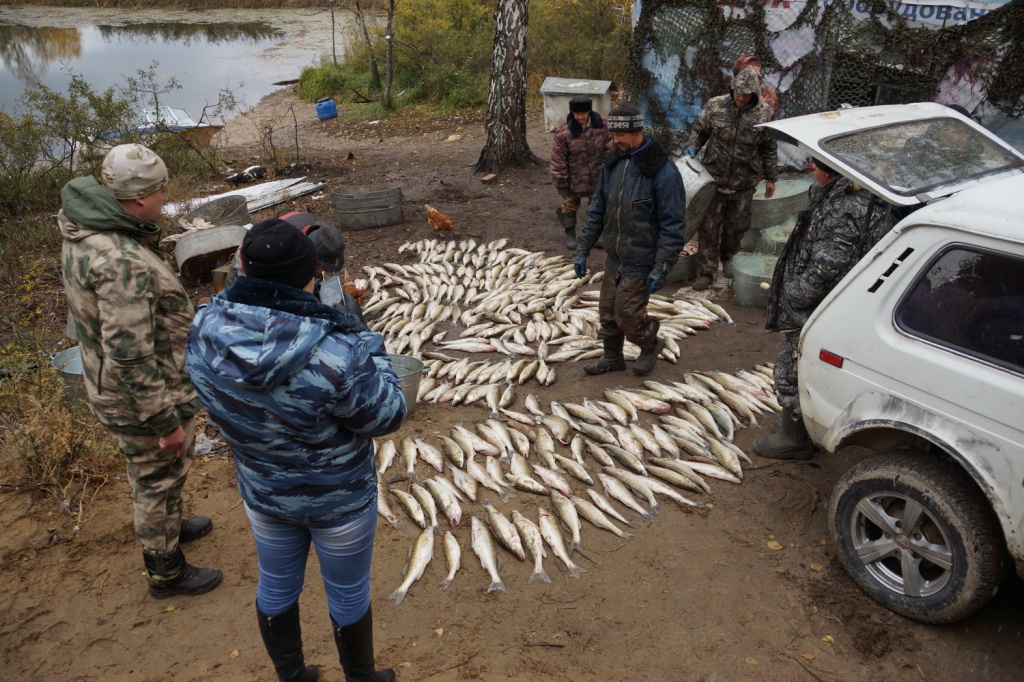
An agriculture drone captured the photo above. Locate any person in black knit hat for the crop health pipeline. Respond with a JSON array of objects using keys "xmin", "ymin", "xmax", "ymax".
[
  {"xmin": 550, "ymin": 94, "xmax": 613, "ymax": 250},
  {"xmin": 240, "ymin": 219, "xmax": 319, "ymax": 290}
]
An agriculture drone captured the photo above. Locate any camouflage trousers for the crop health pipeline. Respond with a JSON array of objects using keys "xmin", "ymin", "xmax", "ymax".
[
  {"xmin": 772, "ymin": 332, "xmax": 800, "ymax": 410},
  {"xmin": 110, "ymin": 416, "xmax": 196, "ymax": 556},
  {"xmin": 597, "ymin": 270, "xmax": 660, "ymax": 349},
  {"xmin": 695, "ymin": 188, "xmax": 755, "ymax": 277}
]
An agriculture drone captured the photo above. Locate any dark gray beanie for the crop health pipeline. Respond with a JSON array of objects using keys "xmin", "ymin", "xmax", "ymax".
[{"xmin": 240, "ymin": 219, "xmax": 318, "ymax": 290}]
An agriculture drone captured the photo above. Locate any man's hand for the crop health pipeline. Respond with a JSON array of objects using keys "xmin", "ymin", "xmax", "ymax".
[
  {"xmin": 574, "ymin": 252, "xmax": 588, "ymax": 279},
  {"xmin": 556, "ymin": 179, "xmax": 571, "ymax": 197},
  {"xmin": 683, "ymin": 147, "xmax": 697, "ymax": 159},
  {"xmin": 764, "ymin": 180, "xmax": 776, "ymax": 199},
  {"xmin": 158, "ymin": 425, "xmax": 188, "ymax": 458},
  {"xmin": 645, "ymin": 265, "xmax": 668, "ymax": 295}
]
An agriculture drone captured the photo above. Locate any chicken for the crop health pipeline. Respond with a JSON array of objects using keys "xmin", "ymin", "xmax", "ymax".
[
  {"xmin": 342, "ymin": 271, "xmax": 368, "ymax": 306},
  {"xmin": 425, "ymin": 204, "xmax": 454, "ymax": 233}
]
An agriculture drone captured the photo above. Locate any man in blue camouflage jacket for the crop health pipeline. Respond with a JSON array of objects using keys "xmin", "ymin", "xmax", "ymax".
[{"xmin": 186, "ymin": 219, "xmax": 406, "ymax": 682}]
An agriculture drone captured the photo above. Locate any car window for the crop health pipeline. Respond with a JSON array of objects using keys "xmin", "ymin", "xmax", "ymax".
[
  {"xmin": 895, "ymin": 247, "xmax": 1024, "ymax": 372},
  {"xmin": 822, "ymin": 118, "xmax": 1023, "ymax": 197}
]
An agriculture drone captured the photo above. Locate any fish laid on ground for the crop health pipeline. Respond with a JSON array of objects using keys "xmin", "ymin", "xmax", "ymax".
[
  {"xmin": 511, "ymin": 510, "xmax": 551, "ymax": 584},
  {"xmin": 531, "ymin": 464, "xmax": 574, "ymax": 498},
  {"xmin": 597, "ymin": 473, "xmax": 655, "ymax": 520},
  {"xmin": 390, "ymin": 486, "xmax": 428, "ymax": 530},
  {"xmin": 550, "ymin": 490, "xmax": 583, "ymax": 552},
  {"xmin": 423, "ymin": 478, "xmax": 463, "ymax": 527},
  {"xmin": 505, "ymin": 472, "xmax": 550, "ymax": 495},
  {"xmin": 411, "ymin": 482, "xmax": 441, "ymax": 534},
  {"xmin": 377, "ymin": 440, "xmax": 397, "ymax": 476},
  {"xmin": 415, "ymin": 438, "xmax": 445, "ymax": 473},
  {"xmin": 387, "ymin": 527, "xmax": 434, "ymax": 604},
  {"xmin": 467, "ymin": 455, "xmax": 510, "ymax": 503},
  {"xmin": 481, "ymin": 499, "xmax": 526, "ymax": 561},
  {"xmin": 643, "ymin": 476, "xmax": 706, "ymax": 510},
  {"xmin": 647, "ymin": 458, "xmax": 713, "ymax": 496},
  {"xmin": 439, "ymin": 436, "xmax": 467, "ymax": 469},
  {"xmin": 538, "ymin": 507, "xmax": 583, "ymax": 579},
  {"xmin": 681, "ymin": 459, "xmax": 743, "ymax": 484},
  {"xmin": 401, "ymin": 437, "xmax": 419, "ymax": 479},
  {"xmin": 471, "ymin": 515, "xmax": 506, "ymax": 593},
  {"xmin": 601, "ymin": 468, "xmax": 660, "ymax": 518},
  {"xmin": 440, "ymin": 531, "xmax": 461, "ymax": 588},
  {"xmin": 525, "ymin": 393, "xmax": 545, "ymax": 417},
  {"xmin": 645, "ymin": 465, "xmax": 705, "ymax": 496},
  {"xmin": 377, "ymin": 479, "xmax": 409, "ymax": 532},
  {"xmin": 571, "ymin": 495, "xmax": 634, "ymax": 539},
  {"xmin": 586, "ymin": 488, "xmax": 634, "ymax": 528},
  {"xmin": 603, "ymin": 444, "xmax": 647, "ymax": 476},
  {"xmin": 553, "ymin": 453, "xmax": 594, "ymax": 486},
  {"xmin": 449, "ymin": 465, "xmax": 480, "ymax": 501}
]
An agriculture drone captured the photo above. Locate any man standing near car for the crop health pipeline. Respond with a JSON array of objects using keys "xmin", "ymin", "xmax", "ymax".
[
  {"xmin": 754, "ymin": 158, "xmax": 895, "ymax": 459},
  {"xmin": 550, "ymin": 95, "xmax": 613, "ymax": 250},
  {"xmin": 59, "ymin": 144, "xmax": 222, "ymax": 598},
  {"xmin": 683, "ymin": 67, "xmax": 778, "ymax": 291},
  {"xmin": 573, "ymin": 101, "xmax": 686, "ymax": 377}
]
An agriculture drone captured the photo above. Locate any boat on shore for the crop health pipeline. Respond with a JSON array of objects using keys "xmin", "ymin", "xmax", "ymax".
[{"xmin": 138, "ymin": 106, "xmax": 223, "ymax": 146}]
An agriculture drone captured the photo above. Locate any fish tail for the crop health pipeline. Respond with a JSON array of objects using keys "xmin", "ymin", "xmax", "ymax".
[
  {"xmin": 498, "ymin": 490, "xmax": 510, "ymax": 503},
  {"xmin": 570, "ymin": 541, "xmax": 583, "ymax": 554},
  {"xmin": 529, "ymin": 568, "xmax": 552, "ymax": 584},
  {"xmin": 622, "ymin": 531, "xmax": 635, "ymax": 540},
  {"xmin": 487, "ymin": 580, "xmax": 507, "ymax": 593},
  {"xmin": 432, "ymin": 524, "xmax": 442, "ymax": 535},
  {"xmin": 440, "ymin": 577, "xmax": 453, "ymax": 589},
  {"xmin": 391, "ymin": 520, "xmax": 410, "ymax": 533},
  {"xmin": 641, "ymin": 511, "xmax": 655, "ymax": 521},
  {"xmin": 568, "ymin": 563, "xmax": 583, "ymax": 579},
  {"xmin": 387, "ymin": 588, "xmax": 406, "ymax": 604}
]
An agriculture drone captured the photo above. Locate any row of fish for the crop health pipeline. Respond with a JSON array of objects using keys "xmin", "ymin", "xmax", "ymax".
[
  {"xmin": 379, "ymin": 364, "xmax": 780, "ymax": 601},
  {"xmin": 356, "ymin": 238, "xmax": 734, "ymax": 377}
]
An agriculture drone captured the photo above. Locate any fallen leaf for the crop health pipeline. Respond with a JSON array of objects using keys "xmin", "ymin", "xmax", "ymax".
[
  {"xmin": 822, "ymin": 635, "xmax": 835, "ymax": 645},
  {"xmin": 745, "ymin": 657, "xmax": 758, "ymax": 665},
  {"xmin": 802, "ymin": 653, "xmax": 815, "ymax": 661},
  {"xmin": 809, "ymin": 562, "xmax": 823, "ymax": 571},
  {"xmin": 164, "ymin": 605, "xmax": 175, "ymax": 612},
  {"xmin": 767, "ymin": 540, "xmax": 783, "ymax": 550},
  {"xmin": 705, "ymin": 503, "xmax": 715, "ymax": 509},
  {"xmin": 818, "ymin": 539, "xmax": 827, "ymax": 545},
  {"xmin": 229, "ymin": 650, "xmax": 240, "ymax": 658},
  {"xmin": 399, "ymin": 662, "xmax": 412, "ymax": 668},
  {"xmin": 432, "ymin": 628, "xmax": 443, "ymax": 637}
]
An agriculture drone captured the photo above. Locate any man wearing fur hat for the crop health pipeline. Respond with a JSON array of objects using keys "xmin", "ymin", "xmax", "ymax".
[
  {"xmin": 684, "ymin": 66, "xmax": 778, "ymax": 291},
  {"xmin": 574, "ymin": 101, "xmax": 686, "ymax": 377},
  {"xmin": 550, "ymin": 95, "xmax": 613, "ymax": 250},
  {"xmin": 59, "ymin": 144, "xmax": 222, "ymax": 598}
]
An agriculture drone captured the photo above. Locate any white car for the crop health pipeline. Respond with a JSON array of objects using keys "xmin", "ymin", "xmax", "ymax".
[{"xmin": 760, "ymin": 103, "xmax": 1024, "ymax": 623}]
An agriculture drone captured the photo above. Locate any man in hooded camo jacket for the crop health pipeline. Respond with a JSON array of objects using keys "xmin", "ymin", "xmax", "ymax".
[
  {"xmin": 550, "ymin": 95, "xmax": 613, "ymax": 250},
  {"xmin": 59, "ymin": 143, "xmax": 222, "ymax": 599},
  {"xmin": 186, "ymin": 219, "xmax": 407, "ymax": 682},
  {"xmin": 684, "ymin": 67, "xmax": 778, "ymax": 291},
  {"xmin": 753, "ymin": 159, "xmax": 895, "ymax": 460}
]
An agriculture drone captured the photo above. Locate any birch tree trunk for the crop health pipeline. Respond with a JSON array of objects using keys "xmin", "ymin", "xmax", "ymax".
[{"xmin": 474, "ymin": 0, "xmax": 536, "ymax": 173}]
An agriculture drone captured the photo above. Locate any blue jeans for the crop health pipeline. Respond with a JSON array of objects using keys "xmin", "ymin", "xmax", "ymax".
[{"xmin": 246, "ymin": 502, "xmax": 377, "ymax": 626}]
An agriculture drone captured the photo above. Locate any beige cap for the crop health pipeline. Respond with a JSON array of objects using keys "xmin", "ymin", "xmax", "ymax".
[{"xmin": 99, "ymin": 144, "xmax": 168, "ymax": 200}]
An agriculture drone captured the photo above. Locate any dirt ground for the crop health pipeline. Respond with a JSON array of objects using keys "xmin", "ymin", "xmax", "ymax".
[{"xmin": 2, "ymin": 90, "xmax": 1023, "ymax": 682}]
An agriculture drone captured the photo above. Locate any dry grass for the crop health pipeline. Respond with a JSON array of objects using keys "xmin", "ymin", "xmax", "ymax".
[{"xmin": 13, "ymin": 0, "xmax": 327, "ymax": 8}]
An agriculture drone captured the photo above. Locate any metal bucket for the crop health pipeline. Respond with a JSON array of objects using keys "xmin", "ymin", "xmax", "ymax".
[
  {"xmin": 387, "ymin": 354, "xmax": 424, "ymax": 417},
  {"xmin": 52, "ymin": 346, "xmax": 87, "ymax": 405},
  {"xmin": 674, "ymin": 157, "xmax": 716, "ymax": 243},
  {"xmin": 742, "ymin": 175, "xmax": 812, "ymax": 250},
  {"xmin": 732, "ymin": 252, "xmax": 778, "ymax": 308},
  {"xmin": 333, "ymin": 185, "xmax": 403, "ymax": 230},
  {"xmin": 175, "ymin": 224, "xmax": 248, "ymax": 283},
  {"xmin": 668, "ymin": 253, "xmax": 696, "ymax": 284},
  {"xmin": 180, "ymin": 194, "xmax": 251, "ymax": 228}
]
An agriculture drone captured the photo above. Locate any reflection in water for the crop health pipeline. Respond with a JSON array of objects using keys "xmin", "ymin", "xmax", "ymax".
[
  {"xmin": 96, "ymin": 21, "xmax": 281, "ymax": 46},
  {"xmin": 0, "ymin": 25, "xmax": 81, "ymax": 82},
  {"xmin": 0, "ymin": 20, "xmax": 281, "ymax": 84}
]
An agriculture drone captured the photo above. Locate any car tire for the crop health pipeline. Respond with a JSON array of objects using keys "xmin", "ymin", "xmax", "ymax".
[{"xmin": 828, "ymin": 452, "xmax": 1006, "ymax": 624}]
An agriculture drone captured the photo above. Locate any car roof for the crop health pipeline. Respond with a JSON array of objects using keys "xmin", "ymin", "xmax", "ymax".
[
  {"xmin": 759, "ymin": 103, "xmax": 1024, "ymax": 207},
  {"xmin": 895, "ymin": 173, "xmax": 1024, "ymax": 245}
]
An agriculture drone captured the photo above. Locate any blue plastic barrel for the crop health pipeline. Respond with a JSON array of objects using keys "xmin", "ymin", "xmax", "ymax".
[{"xmin": 316, "ymin": 98, "xmax": 338, "ymax": 121}]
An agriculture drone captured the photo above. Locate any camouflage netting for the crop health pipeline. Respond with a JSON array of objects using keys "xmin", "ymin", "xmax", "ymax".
[{"xmin": 628, "ymin": 0, "xmax": 1024, "ymax": 154}]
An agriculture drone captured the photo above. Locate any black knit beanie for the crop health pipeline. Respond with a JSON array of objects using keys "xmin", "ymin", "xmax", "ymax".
[
  {"xmin": 240, "ymin": 219, "xmax": 318, "ymax": 290},
  {"xmin": 607, "ymin": 101, "xmax": 644, "ymax": 132},
  {"xmin": 569, "ymin": 96, "xmax": 593, "ymax": 113}
]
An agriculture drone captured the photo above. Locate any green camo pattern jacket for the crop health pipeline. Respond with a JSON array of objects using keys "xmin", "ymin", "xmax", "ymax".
[
  {"xmin": 59, "ymin": 176, "xmax": 198, "ymax": 436},
  {"xmin": 685, "ymin": 93, "xmax": 778, "ymax": 192}
]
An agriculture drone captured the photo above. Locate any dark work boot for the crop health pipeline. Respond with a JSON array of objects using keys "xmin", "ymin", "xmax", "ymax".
[
  {"xmin": 144, "ymin": 547, "xmax": 222, "ymax": 598},
  {"xmin": 583, "ymin": 337, "xmax": 626, "ymax": 375},
  {"xmin": 179, "ymin": 516, "xmax": 212, "ymax": 543},
  {"xmin": 722, "ymin": 259, "xmax": 734, "ymax": 278},
  {"xmin": 333, "ymin": 606, "xmax": 395, "ymax": 682},
  {"xmin": 632, "ymin": 337, "xmax": 665, "ymax": 376},
  {"xmin": 692, "ymin": 275, "xmax": 713, "ymax": 292},
  {"xmin": 752, "ymin": 407, "xmax": 812, "ymax": 460},
  {"xmin": 555, "ymin": 209, "xmax": 577, "ymax": 251},
  {"xmin": 258, "ymin": 602, "xmax": 320, "ymax": 682}
]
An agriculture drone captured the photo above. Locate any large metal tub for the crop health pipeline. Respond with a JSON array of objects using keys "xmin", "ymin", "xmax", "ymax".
[{"xmin": 174, "ymin": 224, "xmax": 247, "ymax": 283}]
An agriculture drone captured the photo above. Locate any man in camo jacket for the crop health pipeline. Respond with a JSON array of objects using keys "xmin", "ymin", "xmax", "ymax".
[
  {"xmin": 59, "ymin": 143, "xmax": 222, "ymax": 598},
  {"xmin": 684, "ymin": 67, "xmax": 778, "ymax": 291}
]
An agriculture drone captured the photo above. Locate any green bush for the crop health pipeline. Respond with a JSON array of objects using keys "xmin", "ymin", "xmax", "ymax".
[{"xmin": 297, "ymin": 60, "xmax": 350, "ymax": 102}]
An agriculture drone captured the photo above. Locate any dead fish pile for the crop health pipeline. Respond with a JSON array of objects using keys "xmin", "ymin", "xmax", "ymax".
[
  {"xmin": 379, "ymin": 363, "xmax": 780, "ymax": 602},
  {"xmin": 358, "ymin": 238, "xmax": 733, "ymax": 387}
]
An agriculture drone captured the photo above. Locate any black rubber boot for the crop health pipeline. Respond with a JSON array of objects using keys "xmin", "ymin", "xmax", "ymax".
[
  {"xmin": 752, "ymin": 407, "xmax": 812, "ymax": 460},
  {"xmin": 722, "ymin": 259, "xmax": 734, "ymax": 278},
  {"xmin": 179, "ymin": 516, "xmax": 212, "ymax": 543},
  {"xmin": 144, "ymin": 547, "xmax": 222, "ymax": 598},
  {"xmin": 583, "ymin": 337, "xmax": 626, "ymax": 375},
  {"xmin": 555, "ymin": 209, "xmax": 577, "ymax": 250},
  {"xmin": 633, "ymin": 337, "xmax": 665, "ymax": 377},
  {"xmin": 333, "ymin": 606, "xmax": 395, "ymax": 682},
  {"xmin": 257, "ymin": 602, "xmax": 320, "ymax": 682},
  {"xmin": 692, "ymin": 275, "xmax": 713, "ymax": 291}
]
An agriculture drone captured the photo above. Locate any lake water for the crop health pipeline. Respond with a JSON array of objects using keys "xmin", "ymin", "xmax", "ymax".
[{"xmin": 0, "ymin": 7, "xmax": 345, "ymax": 123}]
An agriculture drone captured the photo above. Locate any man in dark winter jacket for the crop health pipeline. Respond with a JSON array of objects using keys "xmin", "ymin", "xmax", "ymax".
[
  {"xmin": 550, "ymin": 95, "xmax": 613, "ymax": 250},
  {"xmin": 684, "ymin": 67, "xmax": 778, "ymax": 291},
  {"xmin": 574, "ymin": 101, "xmax": 687, "ymax": 377},
  {"xmin": 59, "ymin": 144, "xmax": 222, "ymax": 599},
  {"xmin": 753, "ymin": 159, "xmax": 895, "ymax": 460}
]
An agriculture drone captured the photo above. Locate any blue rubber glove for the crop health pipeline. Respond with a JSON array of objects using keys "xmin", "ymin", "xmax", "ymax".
[
  {"xmin": 574, "ymin": 252, "xmax": 588, "ymax": 279},
  {"xmin": 646, "ymin": 265, "xmax": 667, "ymax": 294},
  {"xmin": 683, "ymin": 146, "xmax": 697, "ymax": 159}
]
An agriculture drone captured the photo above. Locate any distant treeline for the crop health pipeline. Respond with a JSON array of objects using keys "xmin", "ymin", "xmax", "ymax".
[{"xmin": 6, "ymin": 0, "xmax": 334, "ymax": 8}]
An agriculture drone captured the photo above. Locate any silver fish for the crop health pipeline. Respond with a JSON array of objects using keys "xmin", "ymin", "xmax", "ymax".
[
  {"xmin": 449, "ymin": 465, "xmax": 480, "ymax": 501},
  {"xmin": 531, "ymin": 464, "xmax": 574, "ymax": 497},
  {"xmin": 415, "ymin": 438, "xmax": 445, "ymax": 473},
  {"xmin": 377, "ymin": 440, "xmax": 397, "ymax": 476},
  {"xmin": 511, "ymin": 510, "xmax": 551, "ymax": 583},
  {"xmin": 647, "ymin": 459, "xmax": 713, "ymax": 496},
  {"xmin": 439, "ymin": 436, "xmax": 466, "ymax": 469},
  {"xmin": 424, "ymin": 478, "xmax": 463, "ymax": 527},
  {"xmin": 440, "ymin": 531, "xmax": 461, "ymax": 588},
  {"xmin": 377, "ymin": 479, "xmax": 409, "ymax": 532},
  {"xmin": 552, "ymin": 453, "xmax": 594, "ymax": 486},
  {"xmin": 586, "ymin": 488, "xmax": 634, "ymax": 528},
  {"xmin": 549, "ymin": 490, "xmax": 583, "ymax": 552},
  {"xmin": 481, "ymin": 499, "xmax": 526, "ymax": 561},
  {"xmin": 400, "ymin": 437, "xmax": 419, "ymax": 479},
  {"xmin": 601, "ymin": 468, "xmax": 659, "ymax": 517},
  {"xmin": 644, "ymin": 476, "xmax": 706, "ymax": 510},
  {"xmin": 387, "ymin": 527, "xmax": 434, "ymax": 604},
  {"xmin": 390, "ymin": 486, "xmax": 428, "ymax": 530},
  {"xmin": 597, "ymin": 473, "xmax": 654, "ymax": 521},
  {"xmin": 471, "ymin": 515, "xmax": 506, "ymax": 593},
  {"xmin": 411, "ymin": 482, "xmax": 441, "ymax": 534},
  {"xmin": 538, "ymin": 507, "xmax": 583, "ymax": 579},
  {"xmin": 570, "ymin": 495, "xmax": 634, "ymax": 540},
  {"xmin": 467, "ymin": 456, "xmax": 510, "ymax": 503}
]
